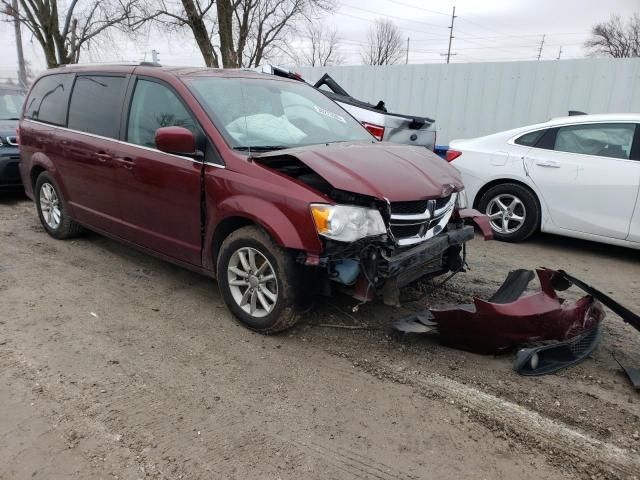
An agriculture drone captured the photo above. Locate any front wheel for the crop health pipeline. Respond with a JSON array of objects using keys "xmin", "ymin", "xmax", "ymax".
[
  {"xmin": 477, "ymin": 183, "xmax": 539, "ymax": 242},
  {"xmin": 216, "ymin": 226, "xmax": 306, "ymax": 333}
]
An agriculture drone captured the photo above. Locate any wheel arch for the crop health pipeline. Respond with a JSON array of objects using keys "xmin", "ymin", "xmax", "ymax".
[
  {"xmin": 211, "ymin": 216, "xmax": 257, "ymax": 267},
  {"xmin": 474, "ymin": 178, "xmax": 541, "ymax": 212},
  {"xmin": 474, "ymin": 178, "xmax": 544, "ymax": 233}
]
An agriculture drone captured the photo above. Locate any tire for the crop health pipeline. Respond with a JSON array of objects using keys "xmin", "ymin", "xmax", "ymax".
[
  {"xmin": 477, "ymin": 183, "xmax": 539, "ymax": 242},
  {"xmin": 34, "ymin": 172, "xmax": 84, "ymax": 240},
  {"xmin": 216, "ymin": 226, "xmax": 308, "ymax": 333}
]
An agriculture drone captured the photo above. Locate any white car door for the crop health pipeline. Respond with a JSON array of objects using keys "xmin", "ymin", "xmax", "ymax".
[{"xmin": 524, "ymin": 122, "xmax": 638, "ymax": 240}]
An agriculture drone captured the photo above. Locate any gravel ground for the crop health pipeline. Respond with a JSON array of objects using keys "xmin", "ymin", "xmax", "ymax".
[{"xmin": 1, "ymin": 192, "xmax": 639, "ymax": 480}]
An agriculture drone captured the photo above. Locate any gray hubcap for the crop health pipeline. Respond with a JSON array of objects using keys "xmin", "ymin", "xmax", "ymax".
[
  {"xmin": 486, "ymin": 194, "xmax": 526, "ymax": 234},
  {"xmin": 39, "ymin": 183, "xmax": 61, "ymax": 230},
  {"xmin": 227, "ymin": 247, "xmax": 278, "ymax": 318}
]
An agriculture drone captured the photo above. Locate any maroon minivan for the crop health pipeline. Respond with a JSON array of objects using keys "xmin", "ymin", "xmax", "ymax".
[{"xmin": 19, "ymin": 63, "xmax": 490, "ymax": 332}]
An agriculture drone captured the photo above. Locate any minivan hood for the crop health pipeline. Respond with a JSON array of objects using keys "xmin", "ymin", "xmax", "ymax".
[{"xmin": 254, "ymin": 142, "xmax": 463, "ymax": 201}]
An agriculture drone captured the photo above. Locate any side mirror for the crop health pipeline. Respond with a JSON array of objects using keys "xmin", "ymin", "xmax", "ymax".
[{"xmin": 155, "ymin": 126, "xmax": 196, "ymax": 156}]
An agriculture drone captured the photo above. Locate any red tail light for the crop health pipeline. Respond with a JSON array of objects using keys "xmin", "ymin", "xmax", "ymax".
[
  {"xmin": 362, "ymin": 122, "xmax": 385, "ymax": 141},
  {"xmin": 446, "ymin": 149, "xmax": 462, "ymax": 162}
]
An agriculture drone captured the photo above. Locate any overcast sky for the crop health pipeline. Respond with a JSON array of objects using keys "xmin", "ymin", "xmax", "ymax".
[{"xmin": 0, "ymin": 0, "xmax": 638, "ymax": 78}]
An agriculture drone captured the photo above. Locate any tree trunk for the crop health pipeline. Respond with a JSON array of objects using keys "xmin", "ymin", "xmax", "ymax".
[
  {"xmin": 180, "ymin": 0, "xmax": 219, "ymax": 67},
  {"xmin": 216, "ymin": 0, "xmax": 237, "ymax": 67}
]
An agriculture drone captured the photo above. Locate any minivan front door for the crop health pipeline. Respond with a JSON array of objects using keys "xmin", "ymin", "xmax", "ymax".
[
  {"xmin": 112, "ymin": 78, "xmax": 203, "ymax": 266},
  {"xmin": 525, "ymin": 123, "xmax": 639, "ymax": 240}
]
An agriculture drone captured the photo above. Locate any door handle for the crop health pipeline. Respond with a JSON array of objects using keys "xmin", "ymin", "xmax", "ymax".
[
  {"xmin": 96, "ymin": 151, "xmax": 111, "ymax": 163},
  {"xmin": 114, "ymin": 156, "xmax": 135, "ymax": 170},
  {"xmin": 535, "ymin": 160, "xmax": 560, "ymax": 168}
]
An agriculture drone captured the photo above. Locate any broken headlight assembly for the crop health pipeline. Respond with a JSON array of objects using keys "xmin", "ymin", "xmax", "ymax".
[{"xmin": 310, "ymin": 204, "xmax": 386, "ymax": 242}]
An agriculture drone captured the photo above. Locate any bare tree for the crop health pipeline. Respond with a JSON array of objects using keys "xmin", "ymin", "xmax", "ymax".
[
  {"xmin": 154, "ymin": 0, "xmax": 220, "ymax": 67},
  {"xmin": 585, "ymin": 13, "xmax": 640, "ymax": 58},
  {"xmin": 2, "ymin": 0, "xmax": 151, "ymax": 68},
  {"xmin": 296, "ymin": 22, "xmax": 342, "ymax": 66},
  {"xmin": 362, "ymin": 18, "xmax": 403, "ymax": 65},
  {"xmin": 156, "ymin": 0, "xmax": 334, "ymax": 68}
]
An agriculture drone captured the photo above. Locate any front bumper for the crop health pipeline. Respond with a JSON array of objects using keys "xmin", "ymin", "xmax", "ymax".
[
  {"xmin": 0, "ymin": 148, "xmax": 22, "ymax": 188},
  {"xmin": 380, "ymin": 224, "xmax": 474, "ymax": 286},
  {"xmin": 325, "ymin": 223, "xmax": 475, "ymax": 302}
]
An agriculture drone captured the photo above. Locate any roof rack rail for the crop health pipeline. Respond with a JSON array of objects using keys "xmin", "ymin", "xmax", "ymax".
[{"xmin": 58, "ymin": 61, "xmax": 162, "ymax": 67}]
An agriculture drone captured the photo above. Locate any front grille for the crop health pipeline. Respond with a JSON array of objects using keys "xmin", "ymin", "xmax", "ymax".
[
  {"xmin": 389, "ymin": 194, "xmax": 456, "ymax": 246},
  {"xmin": 3, "ymin": 160, "xmax": 20, "ymax": 179},
  {"xmin": 390, "ymin": 224, "xmax": 422, "ymax": 238},
  {"xmin": 435, "ymin": 195, "xmax": 452, "ymax": 210},
  {"xmin": 390, "ymin": 200, "xmax": 430, "ymax": 215}
]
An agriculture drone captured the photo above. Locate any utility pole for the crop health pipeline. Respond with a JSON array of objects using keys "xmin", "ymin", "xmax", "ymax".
[
  {"xmin": 151, "ymin": 49, "xmax": 160, "ymax": 63},
  {"xmin": 556, "ymin": 45, "xmax": 563, "ymax": 60},
  {"xmin": 11, "ymin": 0, "xmax": 27, "ymax": 88},
  {"xmin": 443, "ymin": 6, "xmax": 457, "ymax": 64},
  {"xmin": 405, "ymin": 37, "xmax": 410, "ymax": 64},
  {"xmin": 536, "ymin": 34, "xmax": 546, "ymax": 61}
]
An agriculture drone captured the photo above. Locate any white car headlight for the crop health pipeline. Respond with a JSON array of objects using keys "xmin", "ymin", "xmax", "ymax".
[
  {"xmin": 310, "ymin": 204, "xmax": 386, "ymax": 242},
  {"xmin": 455, "ymin": 189, "xmax": 468, "ymax": 209}
]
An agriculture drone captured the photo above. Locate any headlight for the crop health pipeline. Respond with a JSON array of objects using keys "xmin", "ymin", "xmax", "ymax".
[
  {"xmin": 310, "ymin": 204, "xmax": 386, "ymax": 242},
  {"xmin": 455, "ymin": 189, "xmax": 468, "ymax": 209}
]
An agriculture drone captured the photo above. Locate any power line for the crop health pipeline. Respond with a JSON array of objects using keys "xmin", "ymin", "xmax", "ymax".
[{"xmin": 340, "ymin": 4, "xmax": 449, "ymax": 29}]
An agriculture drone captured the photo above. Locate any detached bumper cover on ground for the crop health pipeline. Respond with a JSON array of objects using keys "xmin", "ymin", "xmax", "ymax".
[{"xmin": 395, "ymin": 268, "xmax": 605, "ymax": 355}]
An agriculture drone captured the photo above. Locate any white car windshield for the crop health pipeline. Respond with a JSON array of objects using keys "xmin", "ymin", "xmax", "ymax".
[{"xmin": 187, "ymin": 77, "xmax": 373, "ymax": 150}]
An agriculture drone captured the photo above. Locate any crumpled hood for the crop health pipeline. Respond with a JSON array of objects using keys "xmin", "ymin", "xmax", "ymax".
[{"xmin": 254, "ymin": 142, "xmax": 463, "ymax": 201}]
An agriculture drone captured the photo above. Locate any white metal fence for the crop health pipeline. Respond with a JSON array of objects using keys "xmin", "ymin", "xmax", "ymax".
[{"xmin": 296, "ymin": 58, "xmax": 640, "ymax": 146}]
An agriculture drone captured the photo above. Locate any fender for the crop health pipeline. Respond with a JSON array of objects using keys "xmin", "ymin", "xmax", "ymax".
[
  {"xmin": 27, "ymin": 153, "xmax": 73, "ymax": 208},
  {"xmin": 203, "ymin": 194, "xmax": 323, "ymax": 271}
]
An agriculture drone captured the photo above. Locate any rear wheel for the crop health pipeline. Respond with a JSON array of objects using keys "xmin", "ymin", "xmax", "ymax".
[
  {"xmin": 477, "ymin": 183, "xmax": 539, "ymax": 242},
  {"xmin": 35, "ymin": 172, "xmax": 83, "ymax": 239},
  {"xmin": 216, "ymin": 226, "xmax": 306, "ymax": 333}
]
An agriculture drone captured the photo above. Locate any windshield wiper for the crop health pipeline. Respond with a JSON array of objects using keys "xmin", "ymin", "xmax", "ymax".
[
  {"xmin": 1, "ymin": 117, "xmax": 20, "ymax": 121},
  {"xmin": 234, "ymin": 145, "xmax": 289, "ymax": 152}
]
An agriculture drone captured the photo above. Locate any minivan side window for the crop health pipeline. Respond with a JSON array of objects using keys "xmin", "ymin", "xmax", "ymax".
[
  {"xmin": 68, "ymin": 75, "xmax": 126, "ymax": 138},
  {"xmin": 554, "ymin": 123, "xmax": 636, "ymax": 159},
  {"xmin": 514, "ymin": 130, "xmax": 545, "ymax": 147},
  {"xmin": 24, "ymin": 74, "xmax": 73, "ymax": 126},
  {"xmin": 127, "ymin": 79, "xmax": 197, "ymax": 149}
]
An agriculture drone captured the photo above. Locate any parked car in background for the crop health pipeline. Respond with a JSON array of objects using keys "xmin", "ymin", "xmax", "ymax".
[
  {"xmin": 448, "ymin": 114, "xmax": 640, "ymax": 249},
  {"xmin": 19, "ymin": 64, "xmax": 488, "ymax": 333},
  {"xmin": 0, "ymin": 85, "xmax": 25, "ymax": 189},
  {"xmin": 256, "ymin": 65, "xmax": 438, "ymax": 151}
]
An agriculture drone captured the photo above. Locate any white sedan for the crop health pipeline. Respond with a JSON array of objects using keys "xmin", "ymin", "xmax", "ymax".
[{"xmin": 448, "ymin": 114, "xmax": 640, "ymax": 248}]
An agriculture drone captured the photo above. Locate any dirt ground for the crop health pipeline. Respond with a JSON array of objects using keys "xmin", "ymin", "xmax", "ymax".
[{"xmin": 1, "ymin": 191, "xmax": 639, "ymax": 480}]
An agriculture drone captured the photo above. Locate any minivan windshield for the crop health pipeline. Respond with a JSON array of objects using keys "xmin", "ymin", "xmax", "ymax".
[
  {"xmin": 0, "ymin": 89, "xmax": 25, "ymax": 120},
  {"xmin": 187, "ymin": 77, "xmax": 373, "ymax": 150}
]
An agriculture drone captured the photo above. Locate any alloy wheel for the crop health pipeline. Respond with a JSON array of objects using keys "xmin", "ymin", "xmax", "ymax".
[
  {"xmin": 39, "ymin": 183, "xmax": 61, "ymax": 230},
  {"xmin": 227, "ymin": 247, "xmax": 278, "ymax": 318},
  {"xmin": 486, "ymin": 193, "xmax": 526, "ymax": 234}
]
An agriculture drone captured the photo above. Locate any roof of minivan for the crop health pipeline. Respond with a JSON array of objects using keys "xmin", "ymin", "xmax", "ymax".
[{"xmin": 42, "ymin": 63, "xmax": 287, "ymax": 81}]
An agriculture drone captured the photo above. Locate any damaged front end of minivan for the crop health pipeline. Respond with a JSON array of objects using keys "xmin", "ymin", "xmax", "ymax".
[{"xmin": 252, "ymin": 147, "xmax": 492, "ymax": 305}]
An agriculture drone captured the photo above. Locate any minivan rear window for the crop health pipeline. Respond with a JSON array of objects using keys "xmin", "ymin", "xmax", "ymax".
[
  {"xmin": 68, "ymin": 75, "xmax": 126, "ymax": 138},
  {"xmin": 24, "ymin": 74, "xmax": 73, "ymax": 126}
]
